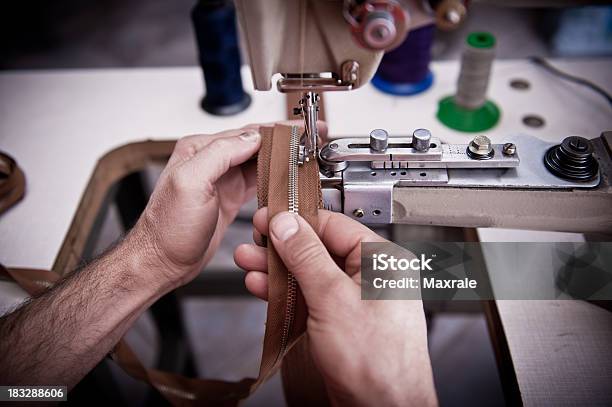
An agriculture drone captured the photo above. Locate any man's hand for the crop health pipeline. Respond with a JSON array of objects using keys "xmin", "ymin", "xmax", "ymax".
[
  {"xmin": 129, "ymin": 127, "xmax": 261, "ymax": 293},
  {"xmin": 0, "ymin": 125, "xmax": 264, "ymax": 389},
  {"xmin": 234, "ymin": 209, "xmax": 438, "ymax": 407}
]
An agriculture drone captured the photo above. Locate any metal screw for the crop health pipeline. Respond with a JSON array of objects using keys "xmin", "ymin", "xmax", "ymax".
[
  {"xmin": 469, "ymin": 135, "xmax": 492, "ymax": 152},
  {"xmin": 436, "ymin": 1, "xmax": 466, "ymax": 30},
  {"xmin": 353, "ymin": 208, "xmax": 365, "ymax": 218},
  {"xmin": 342, "ymin": 60, "xmax": 360, "ymax": 84},
  {"xmin": 568, "ymin": 137, "xmax": 588, "ymax": 152},
  {"xmin": 467, "ymin": 135, "xmax": 494, "ymax": 160},
  {"xmin": 502, "ymin": 143, "xmax": 516, "ymax": 156},
  {"xmin": 330, "ymin": 143, "xmax": 338, "ymax": 150}
]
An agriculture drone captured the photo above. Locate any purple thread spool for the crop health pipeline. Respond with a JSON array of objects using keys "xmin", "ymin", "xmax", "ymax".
[{"xmin": 372, "ymin": 23, "xmax": 435, "ymax": 96}]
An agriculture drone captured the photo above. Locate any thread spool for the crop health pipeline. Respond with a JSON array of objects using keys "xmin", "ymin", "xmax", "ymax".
[
  {"xmin": 455, "ymin": 33, "xmax": 495, "ymax": 109},
  {"xmin": 437, "ymin": 32, "xmax": 500, "ymax": 132},
  {"xmin": 191, "ymin": 1, "xmax": 251, "ymax": 116},
  {"xmin": 371, "ymin": 24, "xmax": 435, "ymax": 96}
]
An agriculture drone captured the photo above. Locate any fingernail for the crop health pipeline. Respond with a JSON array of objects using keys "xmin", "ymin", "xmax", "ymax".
[
  {"xmin": 240, "ymin": 130, "xmax": 260, "ymax": 142},
  {"xmin": 270, "ymin": 212, "xmax": 299, "ymax": 242}
]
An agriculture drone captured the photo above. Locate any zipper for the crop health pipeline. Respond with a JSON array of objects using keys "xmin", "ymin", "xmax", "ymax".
[
  {"xmin": 279, "ymin": 126, "xmax": 300, "ymax": 354},
  {"xmin": 288, "ymin": 126, "xmax": 300, "ymax": 214}
]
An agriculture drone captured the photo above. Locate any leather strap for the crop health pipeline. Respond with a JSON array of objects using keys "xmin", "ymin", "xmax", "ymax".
[
  {"xmin": 0, "ymin": 151, "xmax": 26, "ymax": 215},
  {"xmin": 0, "ymin": 124, "xmax": 327, "ymax": 405}
]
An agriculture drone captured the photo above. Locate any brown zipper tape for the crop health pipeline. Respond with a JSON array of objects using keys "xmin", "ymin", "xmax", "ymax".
[
  {"xmin": 0, "ymin": 124, "xmax": 327, "ymax": 405},
  {"xmin": 259, "ymin": 124, "xmax": 329, "ymax": 406}
]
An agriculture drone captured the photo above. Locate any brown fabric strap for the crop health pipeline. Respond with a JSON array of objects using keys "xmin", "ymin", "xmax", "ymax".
[
  {"xmin": 0, "ymin": 124, "xmax": 326, "ymax": 405},
  {"xmin": 0, "ymin": 151, "xmax": 26, "ymax": 215},
  {"xmin": 282, "ymin": 335, "xmax": 330, "ymax": 407},
  {"xmin": 0, "ymin": 264, "xmax": 256, "ymax": 406}
]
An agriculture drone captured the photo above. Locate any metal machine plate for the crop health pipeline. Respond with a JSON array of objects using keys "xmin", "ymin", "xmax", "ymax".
[
  {"xmin": 342, "ymin": 168, "xmax": 449, "ymax": 223},
  {"xmin": 321, "ymin": 133, "xmax": 602, "ymax": 224},
  {"xmin": 446, "ymin": 134, "xmax": 599, "ymax": 189}
]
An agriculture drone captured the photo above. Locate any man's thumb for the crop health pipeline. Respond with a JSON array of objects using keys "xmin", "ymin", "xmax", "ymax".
[{"xmin": 268, "ymin": 212, "xmax": 347, "ymax": 305}]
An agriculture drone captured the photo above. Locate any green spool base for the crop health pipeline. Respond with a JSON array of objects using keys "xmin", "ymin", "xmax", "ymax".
[{"xmin": 436, "ymin": 96, "xmax": 500, "ymax": 133}]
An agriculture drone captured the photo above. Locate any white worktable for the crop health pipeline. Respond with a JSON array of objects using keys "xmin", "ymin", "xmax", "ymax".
[
  {"xmin": 1, "ymin": 60, "xmax": 611, "ymax": 404},
  {"xmin": 0, "ymin": 67, "xmax": 286, "ymax": 269}
]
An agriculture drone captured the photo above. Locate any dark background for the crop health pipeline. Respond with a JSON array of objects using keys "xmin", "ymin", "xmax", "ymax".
[{"xmin": 1, "ymin": 1, "xmax": 610, "ymax": 70}]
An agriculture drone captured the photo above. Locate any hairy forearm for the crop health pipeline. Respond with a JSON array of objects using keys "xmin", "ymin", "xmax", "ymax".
[{"xmin": 0, "ymin": 234, "xmax": 167, "ymax": 388}]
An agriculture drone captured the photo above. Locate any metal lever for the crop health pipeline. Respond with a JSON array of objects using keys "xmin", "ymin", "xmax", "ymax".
[{"xmin": 319, "ymin": 133, "xmax": 520, "ymax": 169}]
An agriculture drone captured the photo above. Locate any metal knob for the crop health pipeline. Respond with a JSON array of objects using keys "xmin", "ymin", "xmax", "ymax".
[
  {"xmin": 435, "ymin": 0, "xmax": 467, "ymax": 31},
  {"xmin": 467, "ymin": 135, "xmax": 494, "ymax": 160},
  {"xmin": 412, "ymin": 128, "xmax": 431, "ymax": 152},
  {"xmin": 370, "ymin": 129, "xmax": 389, "ymax": 152},
  {"xmin": 363, "ymin": 11, "xmax": 397, "ymax": 50},
  {"xmin": 544, "ymin": 136, "xmax": 598, "ymax": 181}
]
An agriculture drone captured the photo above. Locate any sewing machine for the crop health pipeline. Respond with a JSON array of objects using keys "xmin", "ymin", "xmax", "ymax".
[{"xmin": 235, "ymin": 0, "xmax": 612, "ymax": 233}]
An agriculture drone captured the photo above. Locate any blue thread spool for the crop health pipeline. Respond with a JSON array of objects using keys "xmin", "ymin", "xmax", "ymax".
[
  {"xmin": 371, "ymin": 24, "xmax": 435, "ymax": 96},
  {"xmin": 191, "ymin": 1, "xmax": 251, "ymax": 115}
]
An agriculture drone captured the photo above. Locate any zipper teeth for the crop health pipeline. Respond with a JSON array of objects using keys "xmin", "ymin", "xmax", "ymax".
[
  {"xmin": 280, "ymin": 126, "xmax": 300, "ymax": 354},
  {"xmin": 288, "ymin": 126, "xmax": 299, "ymax": 214}
]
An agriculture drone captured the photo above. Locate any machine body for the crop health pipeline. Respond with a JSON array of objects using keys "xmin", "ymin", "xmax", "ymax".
[{"xmin": 234, "ymin": 0, "xmax": 612, "ymax": 233}]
